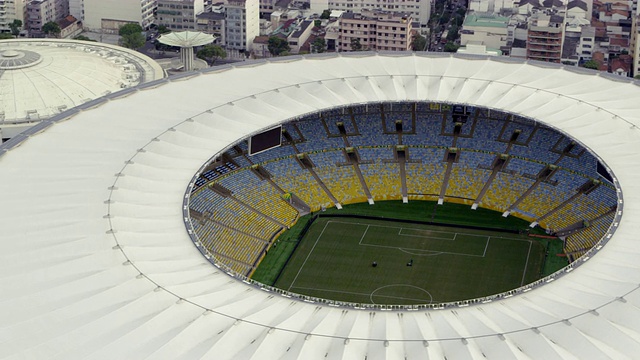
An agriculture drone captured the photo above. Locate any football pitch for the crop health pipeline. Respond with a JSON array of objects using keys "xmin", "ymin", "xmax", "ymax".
[{"xmin": 272, "ymin": 217, "xmax": 544, "ymax": 305}]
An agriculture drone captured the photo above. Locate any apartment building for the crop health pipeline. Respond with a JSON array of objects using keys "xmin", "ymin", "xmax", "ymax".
[
  {"xmin": 526, "ymin": 13, "xmax": 564, "ymax": 63},
  {"xmin": 157, "ymin": 0, "xmax": 204, "ymax": 31},
  {"xmin": 83, "ymin": 0, "xmax": 156, "ymax": 32},
  {"xmin": 329, "ymin": 0, "xmax": 429, "ymax": 27},
  {"xmin": 225, "ymin": 0, "xmax": 259, "ymax": 51},
  {"xmin": 0, "ymin": 0, "xmax": 25, "ymax": 32},
  {"xmin": 339, "ymin": 10, "xmax": 412, "ymax": 52},
  {"xmin": 26, "ymin": 0, "xmax": 68, "ymax": 34}
]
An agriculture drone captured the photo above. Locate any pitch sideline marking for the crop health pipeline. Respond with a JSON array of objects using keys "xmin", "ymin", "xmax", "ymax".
[
  {"xmin": 292, "ymin": 285, "xmax": 436, "ymax": 303},
  {"xmin": 369, "ymin": 284, "xmax": 434, "ymax": 305},
  {"xmin": 520, "ymin": 240, "xmax": 533, "ymax": 286},
  {"xmin": 287, "ymin": 221, "xmax": 331, "ymax": 291}
]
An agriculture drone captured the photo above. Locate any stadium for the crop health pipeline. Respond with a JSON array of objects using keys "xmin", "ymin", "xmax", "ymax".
[{"xmin": 2, "ymin": 53, "xmax": 640, "ymax": 359}]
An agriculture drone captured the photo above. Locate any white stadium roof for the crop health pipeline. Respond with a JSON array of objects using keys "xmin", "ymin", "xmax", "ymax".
[
  {"xmin": 2, "ymin": 53, "xmax": 640, "ymax": 359},
  {"xmin": 0, "ymin": 39, "xmax": 164, "ymax": 137}
]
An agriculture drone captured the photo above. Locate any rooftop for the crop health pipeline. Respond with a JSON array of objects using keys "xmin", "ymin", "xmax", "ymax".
[
  {"xmin": 463, "ymin": 12, "xmax": 510, "ymax": 28},
  {"xmin": 0, "ymin": 39, "xmax": 164, "ymax": 124}
]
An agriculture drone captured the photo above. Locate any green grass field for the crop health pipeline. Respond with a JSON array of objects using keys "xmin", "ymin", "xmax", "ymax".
[{"xmin": 252, "ymin": 201, "xmax": 565, "ymax": 305}]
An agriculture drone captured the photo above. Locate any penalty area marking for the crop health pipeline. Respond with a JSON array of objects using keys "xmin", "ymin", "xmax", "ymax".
[{"xmin": 369, "ymin": 284, "xmax": 434, "ymax": 305}]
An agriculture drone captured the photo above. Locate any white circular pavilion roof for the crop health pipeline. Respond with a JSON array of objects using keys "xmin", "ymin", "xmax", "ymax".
[
  {"xmin": 0, "ymin": 39, "xmax": 164, "ymax": 125},
  {"xmin": 158, "ymin": 31, "xmax": 215, "ymax": 48},
  {"xmin": 1, "ymin": 53, "xmax": 640, "ymax": 359}
]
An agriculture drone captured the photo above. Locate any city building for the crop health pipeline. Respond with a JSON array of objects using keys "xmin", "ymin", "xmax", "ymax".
[
  {"xmin": 56, "ymin": 14, "xmax": 82, "ymax": 38},
  {"xmin": 82, "ymin": 0, "xmax": 156, "ymax": 32},
  {"xmin": 0, "ymin": 0, "xmax": 26, "ymax": 33},
  {"xmin": 157, "ymin": 0, "xmax": 204, "ymax": 31},
  {"xmin": 339, "ymin": 10, "xmax": 412, "ymax": 51},
  {"xmin": 329, "ymin": 0, "xmax": 430, "ymax": 28},
  {"xmin": 460, "ymin": 12, "xmax": 510, "ymax": 51},
  {"xmin": 196, "ymin": 10, "xmax": 225, "ymax": 43},
  {"xmin": 26, "ymin": 0, "xmax": 68, "ymax": 35},
  {"xmin": 526, "ymin": 13, "xmax": 564, "ymax": 63},
  {"xmin": 288, "ymin": 19, "xmax": 313, "ymax": 53},
  {"xmin": 225, "ymin": 0, "xmax": 259, "ymax": 52}
]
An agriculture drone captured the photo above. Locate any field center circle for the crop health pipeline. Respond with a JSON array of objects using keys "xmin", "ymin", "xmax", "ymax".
[{"xmin": 370, "ymin": 284, "xmax": 433, "ymax": 305}]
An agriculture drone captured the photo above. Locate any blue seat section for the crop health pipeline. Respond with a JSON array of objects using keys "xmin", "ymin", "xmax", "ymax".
[
  {"xmin": 325, "ymin": 115, "xmax": 353, "ymax": 135},
  {"xmin": 407, "ymin": 147, "xmax": 445, "ymax": 164},
  {"xmin": 357, "ymin": 147, "xmax": 394, "ymax": 162},
  {"xmin": 499, "ymin": 117, "xmax": 535, "ymax": 141},
  {"xmin": 295, "ymin": 119, "xmax": 344, "ymax": 152},
  {"xmin": 233, "ymin": 155, "xmax": 252, "ymax": 168},
  {"xmin": 264, "ymin": 156, "xmax": 333, "ymax": 211},
  {"xmin": 218, "ymin": 169, "xmax": 298, "ymax": 226},
  {"xmin": 556, "ymin": 151, "xmax": 598, "ymax": 174},
  {"xmin": 404, "ymin": 113, "xmax": 449, "ymax": 146},
  {"xmin": 308, "ymin": 150, "xmax": 345, "ymax": 168},
  {"xmin": 443, "ymin": 116, "xmax": 472, "ymax": 136},
  {"xmin": 349, "ymin": 114, "xmax": 397, "ymax": 147},
  {"xmin": 282, "ymin": 123, "xmax": 303, "ymax": 142},
  {"xmin": 457, "ymin": 119, "xmax": 505, "ymax": 153},
  {"xmin": 457, "ymin": 151, "xmax": 494, "ymax": 168},
  {"xmin": 505, "ymin": 158, "xmax": 545, "ymax": 176},
  {"xmin": 248, "ymin": 144, "xmax": 296, "ymax": 163},
  {"xmin": 201, "ymin": 162, "xmax": 238, "ymax": 182},
  {"xmin": 548, "ymin": 169, "xmax": 586, "ymax": 193}
]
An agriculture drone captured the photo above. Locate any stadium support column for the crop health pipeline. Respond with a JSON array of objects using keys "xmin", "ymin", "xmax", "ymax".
[
  {"xmin": 506, "ymin": 165, "xmax": 558, "ymax": 217},
  {"xmin": 181, "ymin": 46, "xmax": 194, "ymax": 72},
  {"xmin": 297, "ymin": 153, "xmax": 342, "ymax": 209},
  {"xmin": 438, "ymin": 148, "xmax": 459, "ymax": 205},
  {"xmin": 345, "ymin": 148, "xmax": 373, "ymax": 204},
  {"xmin": 473, "ymin": 154, "xmax": 508, "ymax": 210},
  {"xmin": 534, "ymin": 179, "xmax": 601, "ymax": 229},
  {"xmin": 396, "ymin": 145, "xmax": 408, "ymax": 203}
]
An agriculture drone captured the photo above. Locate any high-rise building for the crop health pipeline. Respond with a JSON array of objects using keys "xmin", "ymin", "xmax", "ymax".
[
  {"xmin": 26, "ymin": 0, "xmax": 68, "ymax": 34},
  {"xmin": 157, "ymin": 0, "xmax": 204, "ymax": 31},
  {"xmin": 225, "ymin": 0, "xmax": 259, "ymax": 52},
  {"xmin": 339, "ymin": 10, "xmax": 412, "ymax": 52},
  {"xmin": 0, "ymin": 0, "xmax": 26, "ymax": 32},
  {"xmin": 526, "ymin": 13, "xmax": 564, "ymax": 63},
  {"xmin": 82, "ymin": 0, "xmax": 156, "ymax": 32},
  {"xmin": 329, "ymin": 0, "xmax": 430, "ymax": 28}
]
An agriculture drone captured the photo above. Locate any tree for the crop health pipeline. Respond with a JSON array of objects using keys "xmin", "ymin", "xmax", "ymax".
[
  {"xmin": 320, "ymin": 9, "xmax": 331, "ymax": 19},
  {"xmin": 350, "ymin": 37, "xmax": 363, "ymax": 51},
  {"xmin": 311, "ymin": 37, "xmax": 326, "ymax": 53},
  {"xmin": 268, "ymin": 36, "xmax": 290, "ymax": 56},
  {"xmin": 73, "ymin": 35, "xmax": 97, "ymax": 42},
  {"xmin": 157, "ymin": 25, "xmax": 171, "ymax": 34},
  {"xmin": 42, "ymin": 21, "xmax": 61, "ymax": 37},
  {"xmin": 582, "ymin": 60, "xmax": 599, "ymax": 70},
  {"xmin": 444, "ymin": 41, "xmax": 459, "ymax": 52},
  {"xmin": 446, "ymin": 25, "xmax": 459, "ymax": 42},
  {"xmin": 120, "ymin": 32, "xmax": 145, "ymax": 49},
  {"xmin": 196, "ymin": 44, "xmax": 226, "ymax": 65},
  {"xmin": 412, "ymin": 33, "xmax": 427, "ymax": 51},
  {"xmin": 119, "ymin": 23, "xmax": 143, "ymax": 37},
  {"xmin": 9, "ymin": 19, "xmax": 22, "ymax": 38},
  {"xmin": 0, "ymin": 33, "xmax": 13, "ymax": 40}
]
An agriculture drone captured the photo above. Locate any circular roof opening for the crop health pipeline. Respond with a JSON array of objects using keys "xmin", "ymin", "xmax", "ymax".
[
  {"xmin": 1, "ymin": 50, "xmax": 20, "ymax": 58},
  {"xmin": 187, "ymin": 101, "xmax": 619, "ymax": 307}
]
